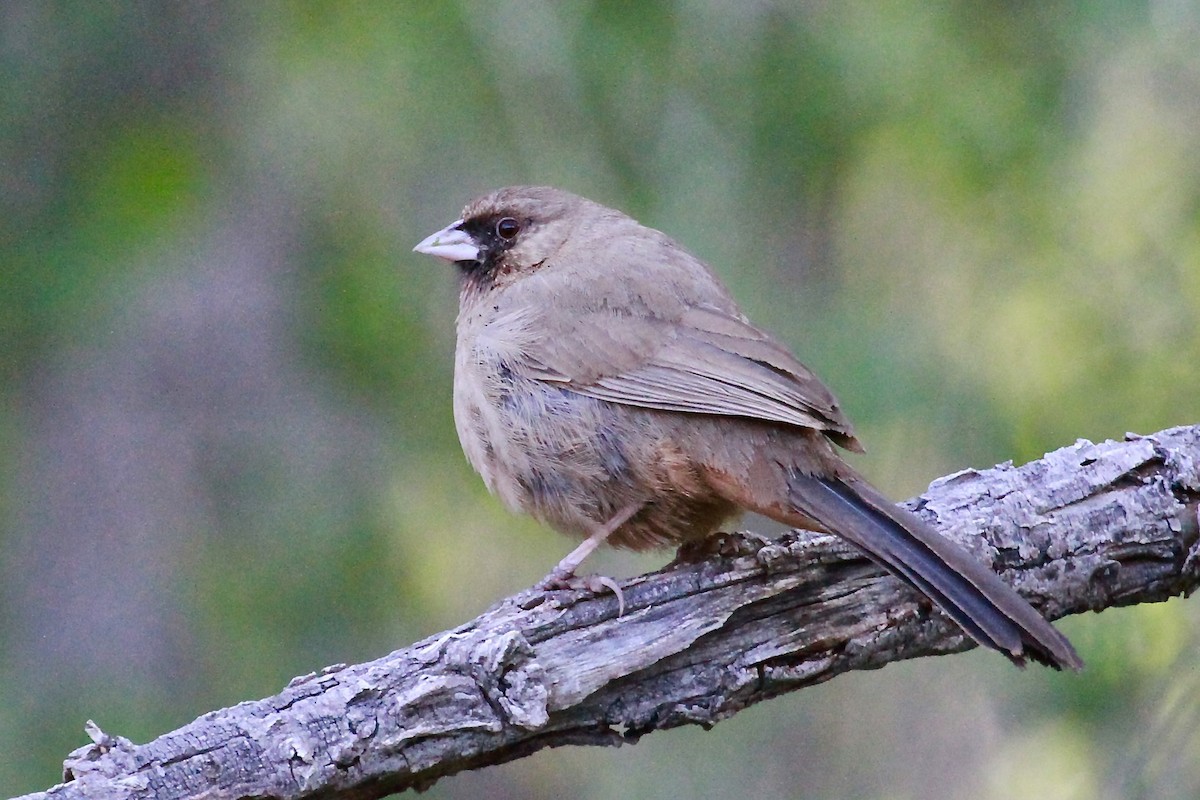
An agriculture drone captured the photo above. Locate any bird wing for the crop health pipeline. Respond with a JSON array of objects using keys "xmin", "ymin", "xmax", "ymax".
[{"xmin": 516, "ymin": 300, "xmax": 860, "ymax": 448}]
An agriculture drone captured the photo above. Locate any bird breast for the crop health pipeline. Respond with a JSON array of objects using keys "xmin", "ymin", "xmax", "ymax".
[
  {"xmin": 451, "ymin": 280, "xmax": 742, "ymax": 550},
  {"xmin": 452, "ymin": 298, "xmax": 629, "ymax": 537}
]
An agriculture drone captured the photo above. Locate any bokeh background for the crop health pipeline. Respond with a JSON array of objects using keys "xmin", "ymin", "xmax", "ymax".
[{"xmin": 3, "ymin": 2, "xmax": 1199, "ymax": 798}]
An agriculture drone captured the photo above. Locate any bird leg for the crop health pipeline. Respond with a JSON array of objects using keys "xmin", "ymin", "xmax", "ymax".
[{"xmin": 534, "ymin": 501, "xmax": 643, "ymax": 614}]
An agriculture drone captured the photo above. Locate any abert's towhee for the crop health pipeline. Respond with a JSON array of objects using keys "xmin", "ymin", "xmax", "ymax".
[{"xmin": 414, "ymin": 185, "xmax": 1080, "ymax": 670}]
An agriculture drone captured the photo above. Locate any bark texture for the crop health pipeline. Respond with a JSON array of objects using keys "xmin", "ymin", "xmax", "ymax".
[{"xmin": 17, "ymin": 425, "xmax": 1200, "ymax": 800}]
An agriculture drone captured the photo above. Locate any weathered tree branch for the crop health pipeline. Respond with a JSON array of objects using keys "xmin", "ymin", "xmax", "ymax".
[{"xmin": 18, "ymin": 425, "xmax": 1200, "ymax": 800}]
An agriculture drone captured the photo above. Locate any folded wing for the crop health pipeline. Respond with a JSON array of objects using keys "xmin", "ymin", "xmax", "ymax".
[{"xmin": 515, "ymin": 301, "xmax": 861, "ymax": 451}]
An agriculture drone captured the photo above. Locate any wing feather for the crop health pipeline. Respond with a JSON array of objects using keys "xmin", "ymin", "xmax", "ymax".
[{"xmin": 511, "ymin": 299, "xmax": 860, "ymax": 448}]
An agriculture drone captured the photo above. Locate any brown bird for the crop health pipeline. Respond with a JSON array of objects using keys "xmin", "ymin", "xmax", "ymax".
[{"xmin": 413, "ymin": 185, "xmax": 1081, "ymax": 670}]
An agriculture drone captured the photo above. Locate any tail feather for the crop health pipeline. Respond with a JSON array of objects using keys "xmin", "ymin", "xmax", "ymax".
[{"xmin": 787, "ymin": 471, "xmax": 1082, "ymax": 670}]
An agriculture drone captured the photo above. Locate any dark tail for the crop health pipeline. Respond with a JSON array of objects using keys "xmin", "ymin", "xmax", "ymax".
[{"xmin": 787, "ymin": 470, "xmax": 1082, "ymax": 670}]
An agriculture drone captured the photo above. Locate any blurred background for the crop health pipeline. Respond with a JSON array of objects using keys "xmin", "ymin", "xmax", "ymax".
[{"xmin": 2, "ymin": 2, "xmax": 1198, "ymax": 798}]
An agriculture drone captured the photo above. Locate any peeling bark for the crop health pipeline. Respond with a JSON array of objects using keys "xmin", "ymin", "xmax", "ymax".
[{"xmin": 17, "ymin": 425, "xmax": 1200, "ymax": 800}]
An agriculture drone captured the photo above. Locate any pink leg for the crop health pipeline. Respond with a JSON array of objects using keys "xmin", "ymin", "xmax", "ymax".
[{"xmin": 535, "ymin": 502, "xmax": 644, "ymax": 613}]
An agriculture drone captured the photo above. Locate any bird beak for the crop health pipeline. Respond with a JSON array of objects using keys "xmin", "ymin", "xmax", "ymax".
[{"xmin": 413, "ymin": 219, "xmax": 480, "ymax": 263}]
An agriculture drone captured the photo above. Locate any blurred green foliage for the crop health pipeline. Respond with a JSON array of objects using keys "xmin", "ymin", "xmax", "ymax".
[{"xmin": 2, "ymin": 2, "xmax": 1198, "ymax": 798}]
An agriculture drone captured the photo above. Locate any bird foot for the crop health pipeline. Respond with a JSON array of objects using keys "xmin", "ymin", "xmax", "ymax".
[
  {"xmin": 671, "ymin": 530, "xmax": 774, "ymax": 564},
  {"xmin": 534, "ymin": 570, "xmax": 626, "ymax": 616}
]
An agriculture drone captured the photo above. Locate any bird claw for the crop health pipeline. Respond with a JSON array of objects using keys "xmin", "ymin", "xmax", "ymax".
[
  {"xmin": 670, "ymin": 530, "xmax": 773, "ymax": 565},
  {"xmin": 534, "ymin": 570, "xmax": 626, "ymax": 616}
]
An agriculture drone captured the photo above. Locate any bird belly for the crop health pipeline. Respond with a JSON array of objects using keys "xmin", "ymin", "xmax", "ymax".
[{"xmin": 453, "ymin": 346, "xmax": 736, "ymax": 550}]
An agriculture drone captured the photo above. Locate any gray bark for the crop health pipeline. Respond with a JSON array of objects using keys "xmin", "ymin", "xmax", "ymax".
[{"xmin": 16, "ymin": 425, "xmax": 1200, "ymax": 800}]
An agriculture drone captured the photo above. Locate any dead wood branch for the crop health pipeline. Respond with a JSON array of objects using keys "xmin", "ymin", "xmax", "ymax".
[{"xmin": 18, "ymin": 425, "xmax": 1200, "ymax": 800}]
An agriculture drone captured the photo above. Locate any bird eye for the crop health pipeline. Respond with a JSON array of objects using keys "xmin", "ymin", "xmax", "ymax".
[{"xmin": 495, "ymin": 217, "xmax": 521, "ymax": 240}]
